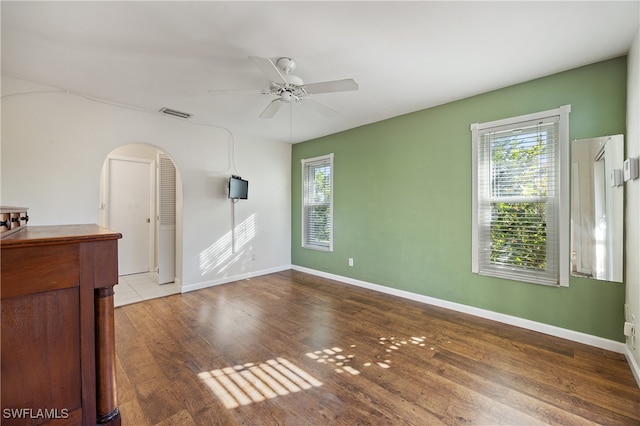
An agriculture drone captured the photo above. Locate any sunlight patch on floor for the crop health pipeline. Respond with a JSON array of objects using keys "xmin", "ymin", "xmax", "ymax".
[
  {"xmin": 198, "ymin": 357, "xmax": 322, "ymax": 409},
  {"xmin": 305, "ymin": 347, "xmax": 361, "ymax": 375},
  {"xmin": 306, "ymin": 335, "xmax": 431, "ymax": 375}
]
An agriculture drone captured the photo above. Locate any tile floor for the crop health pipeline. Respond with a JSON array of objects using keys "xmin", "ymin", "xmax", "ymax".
[{"xmin": 114, "ymin": 271, "xmax": 181, "ymax": 307}]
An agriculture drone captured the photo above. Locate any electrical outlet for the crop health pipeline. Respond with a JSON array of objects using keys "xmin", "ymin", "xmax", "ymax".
[
  {"xmin": 624, "ymin": 312, "xmax": 637, "ymax": 350},
  {"xmin": 251, "ymin": 253, "xmax": 256, "ymax": 261},
  {"xmin": 348, "ymin": 258, "xmax": 354, "ymax": 267}
]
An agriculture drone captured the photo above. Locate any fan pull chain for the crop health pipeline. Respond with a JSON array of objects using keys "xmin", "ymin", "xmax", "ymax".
[{"xmin": 290, "ymin": 102, "xmax": 293, "ymax": 143}]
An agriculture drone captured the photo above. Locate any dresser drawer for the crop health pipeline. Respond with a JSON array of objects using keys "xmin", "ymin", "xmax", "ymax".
[{"xmin": 1, "ymin": 244, "xmax": 79, "ymax": 299}]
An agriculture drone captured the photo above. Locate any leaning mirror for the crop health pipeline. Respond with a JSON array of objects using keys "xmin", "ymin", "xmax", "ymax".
[{"xmin": 571, "ymin": 134, "xmax": 623, "ymax": 282}]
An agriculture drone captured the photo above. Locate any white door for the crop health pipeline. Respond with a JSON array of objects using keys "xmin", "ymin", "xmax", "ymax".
[
  {"xmin": 157, "ymin": 153, "xmax": 176, "ymax": 284},
  {"xmin": 108, "ymin": 157, "xmax": 153, "ymax": 276}
]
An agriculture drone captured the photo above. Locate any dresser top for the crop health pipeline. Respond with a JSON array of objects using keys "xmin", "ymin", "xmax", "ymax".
[
  {"xmin": 0, "ymin": 206, "xmax": 28, "ymax": 213},
  {"xmin": 1, "ymin": 224, "xmax": 122, "ymax": 248}
]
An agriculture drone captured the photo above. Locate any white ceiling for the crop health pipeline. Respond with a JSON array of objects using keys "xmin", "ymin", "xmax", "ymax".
[{"xmin": 2, "ymin": 1, "xmax": 639, "ymax": 143}]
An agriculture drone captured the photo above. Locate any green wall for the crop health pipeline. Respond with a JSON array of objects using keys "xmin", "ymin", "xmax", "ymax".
[{"xmin": 292, "ymin": 57, "xmax": 628, "ymax": 342}]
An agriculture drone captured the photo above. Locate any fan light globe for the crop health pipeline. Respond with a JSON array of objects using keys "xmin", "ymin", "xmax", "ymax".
[{"xmin": 281, "ymin": 91, "xmax": 294, "ymax": 102}]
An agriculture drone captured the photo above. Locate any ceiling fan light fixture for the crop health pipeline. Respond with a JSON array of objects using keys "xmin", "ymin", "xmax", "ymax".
[
  {"xmin": 280, "ymin": 91, "xmax": 294, "ymax": 103},
  {"xmin": 213, "ymin": 55, "xmax": 358, "ymax": 119}
]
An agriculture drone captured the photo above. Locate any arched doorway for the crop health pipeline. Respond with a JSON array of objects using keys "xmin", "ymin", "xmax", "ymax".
[{"xmin": 99, "ymin": 144, "xmax": 183, "ymax": 305}]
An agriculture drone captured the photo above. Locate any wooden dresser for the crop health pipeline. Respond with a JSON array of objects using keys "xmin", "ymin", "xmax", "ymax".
[{"xmin": 1, "ymin": 225, "xmax": 122, "ymax": 425}]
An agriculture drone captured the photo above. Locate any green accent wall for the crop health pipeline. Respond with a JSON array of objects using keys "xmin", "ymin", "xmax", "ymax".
[{"xmin": 292, "ymin": 57, "xmax": 628, "ymax": 342}]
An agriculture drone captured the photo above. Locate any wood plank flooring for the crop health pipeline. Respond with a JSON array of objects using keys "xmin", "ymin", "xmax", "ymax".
[{"xmin": 114, "ymin": 270, "xmax": 640, "ymax": 425}]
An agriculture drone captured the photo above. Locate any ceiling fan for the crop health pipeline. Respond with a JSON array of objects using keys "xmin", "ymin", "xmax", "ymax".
[{"xmin": 210, "ymin": 56, "xmax": 359, "ymax": 119}]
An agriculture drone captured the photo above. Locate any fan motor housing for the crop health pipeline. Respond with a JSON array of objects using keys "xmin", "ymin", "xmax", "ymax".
[{"xmin": 276, "ymin": 57, "xmax": 296, "ymax": 74}]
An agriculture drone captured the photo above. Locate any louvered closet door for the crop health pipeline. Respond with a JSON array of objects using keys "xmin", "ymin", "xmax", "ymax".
[{"xmin": 157, "ymin": 153, "xmax": 176, "ymax": 284}]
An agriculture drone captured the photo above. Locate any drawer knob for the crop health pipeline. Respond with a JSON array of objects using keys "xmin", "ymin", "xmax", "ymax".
[
  {"xmin": 8, "ymin": 215, "xmax": 29, "ymax": 223},
  {"xmin": 0, "ymin": 220, "xmax": 9, "ymax": 229}
]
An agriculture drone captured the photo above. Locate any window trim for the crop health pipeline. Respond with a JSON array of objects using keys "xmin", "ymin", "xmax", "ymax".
[
  {"xmin": 471, "ymin": 105, "xmax": 571, "ymax": 287},
  {"xmin": 301, "ymin": 153, "xmax": 334, "ymax": 252}
]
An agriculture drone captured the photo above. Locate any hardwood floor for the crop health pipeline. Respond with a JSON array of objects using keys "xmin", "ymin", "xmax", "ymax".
[{"xmin": 114, "ymin": 270, "xmax": 640, "ymax": 425}]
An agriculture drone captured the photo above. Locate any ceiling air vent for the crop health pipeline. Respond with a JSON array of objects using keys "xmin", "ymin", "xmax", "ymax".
[{"xmin": 159, "ymin": 107, "xmax": 192, "ymax": 119}]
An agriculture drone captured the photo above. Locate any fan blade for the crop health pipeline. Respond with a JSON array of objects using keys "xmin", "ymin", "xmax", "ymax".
[
  {"xmin": 259, "ymin": 99, "xmax": 284, "ymax": 119},
  {"xmin": 249, "ymin": 56, "xmax": 287, "ymax": 85},
  {"xmin": 299, "ymin": 97, "xmax": 339, "ymax": 117},
  {"xmin": 208, "ymin": 89, "xmax": 267, "ymax": 95},
  {"xmin": 303, "ymin": 78, "xmax": 359, "ymax": 94}
]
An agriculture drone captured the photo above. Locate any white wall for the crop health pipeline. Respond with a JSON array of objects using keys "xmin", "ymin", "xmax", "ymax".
[
  {"xmin": 626, "ymin": 27, "xmax": 640, "ymax": 383},
  {"xmin": 1, "ymin": 76, "xmax": 291, "ymax": 290}
]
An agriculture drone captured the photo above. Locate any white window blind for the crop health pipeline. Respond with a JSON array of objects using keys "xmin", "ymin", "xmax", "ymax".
[
  {"xmin": 472, "ymin": 106, "xmax": 570, "ymax": 286},
  {"xmin": 302, "ymin": 153, "xmax": 334, "ymax": 251}
]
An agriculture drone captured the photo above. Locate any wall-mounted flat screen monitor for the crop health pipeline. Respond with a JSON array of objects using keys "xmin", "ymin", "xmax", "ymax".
[{"xmin": 228, "ymin": 176, "xmax": 248, "ymax": 200}]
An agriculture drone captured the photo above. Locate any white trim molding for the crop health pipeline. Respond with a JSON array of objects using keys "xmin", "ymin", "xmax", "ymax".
[
  {"xmin": 301, "ymin": 153, "xmax": 334, "ymax": 252},
  {"xmin": 626, "ymin": 347, "xmax": 640, "ymax": 388},
  {"xmin": 180, "ymin": 265, "xmax": 291, "ymax": 293},
  {"xmin": 471, "ymin": 105, "xmax": 571, "ymax": 287},
  {"xmin": 292, "ymin": 265, "xmax": 626, "ymax": 355}
]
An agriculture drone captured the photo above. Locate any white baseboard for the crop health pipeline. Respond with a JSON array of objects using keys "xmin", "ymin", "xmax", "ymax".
[
  {"xmin": 625, "ymin": 347, "xmax": 640, "ymax": 388},
  {"xmin": 292, "ymin": 265, "xmax": 627, "ymax": 355},
  {"xmin": 180, "ymin": 265, "xmax": 291, "ymax": 293}
]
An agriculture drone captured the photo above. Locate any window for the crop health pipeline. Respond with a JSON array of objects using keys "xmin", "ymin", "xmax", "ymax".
[
  {"xmin": 471, "ymin": 106, "xmax": 570, "ymax": 286},
  {"xmin": 302, "ymin": 153, "xmax": 334, "ymax": 251}
]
